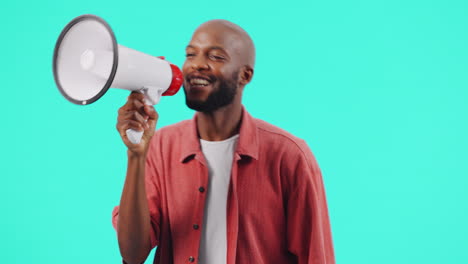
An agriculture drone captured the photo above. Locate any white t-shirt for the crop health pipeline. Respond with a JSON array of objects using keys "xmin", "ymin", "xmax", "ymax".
[{"xmin": 198, "ymin": 134, "xmax": 239, "ymax": 264}]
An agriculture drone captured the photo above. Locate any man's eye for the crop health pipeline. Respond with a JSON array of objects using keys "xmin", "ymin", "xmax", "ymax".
[
  {"xmin": 186, "ymin": 53, "xmax": 195, "ymax": 57},
  {"xmin": 210, "ymin": 55, "xmax": 224, "ymax": 60}
]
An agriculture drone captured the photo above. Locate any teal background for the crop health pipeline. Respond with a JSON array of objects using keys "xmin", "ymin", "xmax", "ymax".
[{"xmin": 1, "ymin": 0, "xmax": 467, "ymax": 263}]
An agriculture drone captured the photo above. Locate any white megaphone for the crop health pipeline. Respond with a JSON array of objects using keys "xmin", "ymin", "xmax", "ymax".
[{"xmin": 53, "ymin": 14, "xmax": 183, "ymax": 144}]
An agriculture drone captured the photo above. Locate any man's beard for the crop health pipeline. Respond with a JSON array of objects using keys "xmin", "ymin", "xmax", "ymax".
[{"xmin": 184, "ymin": 71, "xmax": 239, "ymax": 113}]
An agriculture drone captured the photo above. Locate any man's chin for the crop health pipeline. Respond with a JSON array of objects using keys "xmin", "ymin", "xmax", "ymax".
[
  {"xmin": 183, "ymin": 79, "xmax": 237, "ymax": 113},
  {"xmin": 186, "ymin": 99, "xmax": 211, "ymax": 112}
]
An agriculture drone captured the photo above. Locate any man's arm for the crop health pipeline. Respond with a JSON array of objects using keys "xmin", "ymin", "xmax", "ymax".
[
  {"xmin": 285, "ymin": 140, "xmax": 335, "ymax": 264},
  {"xmin": 116, "ymin": 153, "xmax": 153, "ymax": 264},
  {"xmin": 113, "ymin": 92, "xmax": 160, "ymax": 264}
]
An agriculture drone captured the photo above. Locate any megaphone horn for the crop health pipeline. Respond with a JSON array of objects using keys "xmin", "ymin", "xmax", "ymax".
[{"xmin": 53, "ymin": 14, "xmax": 183, "ymax": 144}]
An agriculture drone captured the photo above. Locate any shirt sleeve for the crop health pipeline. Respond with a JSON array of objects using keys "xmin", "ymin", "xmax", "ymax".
[
  {"xmin": 111, "ymin": 136, "xmax": 163, "ymax": 250},
  {"xmin": 285, "ymin": 139, "xmax": 335, "ymax": 264}
]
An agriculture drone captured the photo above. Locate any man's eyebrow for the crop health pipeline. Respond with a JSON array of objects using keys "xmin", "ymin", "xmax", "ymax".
[
  {"xmin": 185, "ymin": 45, "xmax": 227, "ymax": 52},
  {"xmin": 209, "ymin": 46, "xmax": 227, "ymax": 52}
]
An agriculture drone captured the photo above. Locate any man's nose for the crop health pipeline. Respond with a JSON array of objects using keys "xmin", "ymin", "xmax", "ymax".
[{"xmin": 190, "ymin": 56, "xmax": 209, "ymax": 71}]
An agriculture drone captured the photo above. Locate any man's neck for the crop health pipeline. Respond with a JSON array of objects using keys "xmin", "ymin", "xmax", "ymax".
[{"xmin": 196, "ymin": 102, "xmax": 242, "ymax": 141}]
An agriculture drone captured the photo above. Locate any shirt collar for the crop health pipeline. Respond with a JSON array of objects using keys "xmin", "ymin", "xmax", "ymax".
[{"xmin": 179, "ymin": 106, "xmax": 259, "ymax": 163}]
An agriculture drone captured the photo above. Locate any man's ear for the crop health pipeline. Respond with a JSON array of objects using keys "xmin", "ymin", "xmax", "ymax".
[{"xmin": 239, "ymin": 66, "xmax": 254, "ymax": 86}]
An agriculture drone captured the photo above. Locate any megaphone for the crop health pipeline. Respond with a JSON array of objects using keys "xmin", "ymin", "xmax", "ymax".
[{"xmin": 53, "ymin": 14, "xmax": 183, "ymax": 144}]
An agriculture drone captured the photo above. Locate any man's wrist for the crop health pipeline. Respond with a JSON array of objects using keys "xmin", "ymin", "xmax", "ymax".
[{"xmin": 127, "ymin": 150, "xmax": 147, "ymax": 161}]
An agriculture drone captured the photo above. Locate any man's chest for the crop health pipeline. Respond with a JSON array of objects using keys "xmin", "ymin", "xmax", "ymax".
[{"xmin": 161, "ymin": 157, "xmax": 286, "ymax": 233}]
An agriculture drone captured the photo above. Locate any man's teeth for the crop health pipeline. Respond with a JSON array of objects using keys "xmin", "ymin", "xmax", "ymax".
[{"xmin": 190, "ymin": 78, "xmax": 210, "ymax": 86}]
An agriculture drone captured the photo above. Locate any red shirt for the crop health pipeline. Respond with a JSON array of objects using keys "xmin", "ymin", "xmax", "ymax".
[{"xmin": 112, "ymin": 107, "xmax": 335, "ymax": 264}]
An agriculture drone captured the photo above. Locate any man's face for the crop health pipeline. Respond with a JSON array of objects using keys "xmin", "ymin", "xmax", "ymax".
[{"xmin": 182, "ymin": 27, "xmax": 241, "ymax": 113}]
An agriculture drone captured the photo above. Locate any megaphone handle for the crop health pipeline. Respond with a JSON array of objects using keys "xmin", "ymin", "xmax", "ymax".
[
  {"xmin": 125, "ymin": 86, "xmax": 164, "ymax": 144},
  {"xmin": 126, "ymin": 129, "xmax": 144, "ymax": 144}
]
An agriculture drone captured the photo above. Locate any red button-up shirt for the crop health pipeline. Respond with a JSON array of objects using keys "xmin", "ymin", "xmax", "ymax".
[{"xmin": 112, "ymin": 107, "xmax": 335, "ymax": 264}]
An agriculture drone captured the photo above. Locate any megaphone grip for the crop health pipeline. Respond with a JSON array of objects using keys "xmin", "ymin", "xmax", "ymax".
[
  {"xmin": 124, "ymin": 89, "xmax": 156, "ymax": 144},
  {"xmin": 126, "ymin": 129, "xmax": 144, "ymax": 144}
]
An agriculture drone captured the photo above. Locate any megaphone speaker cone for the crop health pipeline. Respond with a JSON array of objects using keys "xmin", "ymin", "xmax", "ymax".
[
  {"xmin": 53, "ymin": 14, "xmax": 118, "ymax": 105},
  {"xmin": 53, "ymin": 14, "xmax": 184, "ymax": 144}
]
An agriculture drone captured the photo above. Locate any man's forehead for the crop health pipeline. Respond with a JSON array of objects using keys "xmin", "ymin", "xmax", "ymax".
[{"xmin": 187, "ymin": 27, "xmax": 241, "ymax": 51}]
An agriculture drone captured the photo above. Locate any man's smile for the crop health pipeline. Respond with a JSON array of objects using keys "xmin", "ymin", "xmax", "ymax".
[
  {"xmin": 186, "ymin": 73, "xmax": 216, "ymax": 91},
  {"xmin": 190, "ymin": 78, "xmax": 211, "ymax": 87}
]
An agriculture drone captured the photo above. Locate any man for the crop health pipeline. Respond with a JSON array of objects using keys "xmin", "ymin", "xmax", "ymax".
[{"xmin": 112, "ymin": 19, "xmax": 335, "ymax": 264}]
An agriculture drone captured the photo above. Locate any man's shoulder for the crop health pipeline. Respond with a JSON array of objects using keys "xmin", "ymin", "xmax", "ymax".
[
  {"xmin": 252, "ymin": 117, "xmax": 320, "ymax": 176},
  {"xmin": 253, "ymin": 118, "xmax": 310, "ymax": 154}
]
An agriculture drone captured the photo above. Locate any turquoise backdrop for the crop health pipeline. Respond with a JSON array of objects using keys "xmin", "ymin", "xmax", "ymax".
[{"xmin": 1, "ymin": 0, "xmax": 467, "ymax": 263}]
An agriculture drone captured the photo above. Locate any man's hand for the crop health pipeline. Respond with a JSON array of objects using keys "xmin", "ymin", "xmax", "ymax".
[{"xmin": 116, "ymin": 92, "xmax": 158, "ymax": 156}]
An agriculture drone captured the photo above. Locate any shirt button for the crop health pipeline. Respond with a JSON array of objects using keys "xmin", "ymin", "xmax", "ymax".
[
  {"xmin": 199, "ymin": 187, "xmax": 205, "ymax": 193},
  {"xmin": 189, "ymin": 256, "xmax": 195, "ymax": 262},
  {"xmin": 193, "ymin": 224, "xmax": 199, "ymax": 230}
]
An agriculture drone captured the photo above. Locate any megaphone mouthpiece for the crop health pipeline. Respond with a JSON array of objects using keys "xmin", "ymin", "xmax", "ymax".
[{"xmin": 164, "ymin": 63, "xmax": 183, "ymax": 96}]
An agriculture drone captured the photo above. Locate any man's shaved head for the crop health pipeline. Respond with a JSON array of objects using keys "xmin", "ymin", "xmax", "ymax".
[
  {"xmin": 194, "ymin": 19, "xmax": 256, "ymax": 69},
  {"xmin": 182, "ymin": 19, "xmax": 255, "ymax": 112}
]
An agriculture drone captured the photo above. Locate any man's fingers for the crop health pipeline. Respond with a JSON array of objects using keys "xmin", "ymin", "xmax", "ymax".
[
  {"xmin": 145, "ymin": 118, "xmax": 155, "ymax": 132},
  {"xmin": 118, "ymin": 120, "xmax": 145, "ymax": 132},
  {"xmin": 128, "ymin": 91, "xmax": 145, "ymax": 101},
  {"xmin": 117, "ymin": 91, "xmax": 157, "ymax": 149},
  {"xmin": 144, "ymin": 106, "xmax": 158, "ymax": 132},
  {"xmin": 144, "ymin": 105, "xmax": 158, "ymax": 120},
  {"xmin": 118, "ymin": 104, "xmax": 131, "ymax": 115},
  {"xmin": 119, "ymin": 98, "xmax": 143, "ymax": 114},
  {"xmin": 119, "ymin": 98, "xmax": 148, "ymax": 118},
  {"xmin": 133, "ymin": 99, "xmax": 146, "ymax": 112},
  {"xmin": 118, "ymin": 110, "xmax": 148, "ymax": 125}
]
